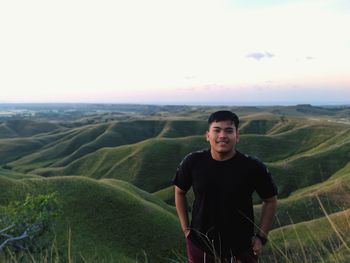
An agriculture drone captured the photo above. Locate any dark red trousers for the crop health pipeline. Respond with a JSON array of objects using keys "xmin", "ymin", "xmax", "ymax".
[{"xmin": 186, "ymin": 238, "xmax": 258, "ymax": 263}]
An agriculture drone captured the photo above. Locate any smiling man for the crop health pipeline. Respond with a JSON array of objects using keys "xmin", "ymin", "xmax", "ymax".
[{"xmin": 173, "ymin": 110, "xmax": 278, "ymax": 263}]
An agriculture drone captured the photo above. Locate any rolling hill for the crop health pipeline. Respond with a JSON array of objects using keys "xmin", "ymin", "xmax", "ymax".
[
  {"xmin": 0, "ymin": 119, "xmax": 61, "ymax": 139},
  {"xmin": 0, "ymin": 169, "xmax": 185, "ymax": 262},
  {"xmin": 1, "ymin": 105, "xmax": 349, "ymax": 262},
  {"xmin": 8, "ymin": 118, "xmax": 347, "ymax": 199}
]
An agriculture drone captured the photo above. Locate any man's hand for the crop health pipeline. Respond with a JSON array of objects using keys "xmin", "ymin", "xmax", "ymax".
[
  {"xmin": 175, "ymin": 186, "xmax": 191, "ymax": 239},
  {"xmin": 254, "ymin": 195, "xmax": 277, "ymax": 256},
  {"xmin": 252, "ymin": 236, "xmax": 263, "ymax": 256},
  {"xmin": 184, "ymin": 228, "xmax": 191, "ymax": 238}
]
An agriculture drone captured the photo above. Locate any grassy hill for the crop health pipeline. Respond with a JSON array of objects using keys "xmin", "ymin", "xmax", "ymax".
[
  {"xmin": 5, "ymin": 120, "xmax": 207, "ymax": 172},
  {"xmin": 6, "ymin": 117, "xmax": 349, "ymax": 198},
  {"xmin": 0, "ymin": 119, "xmax": 61, "ymax": 139},
  {"xmin": 30, "ymin": 136, "xmax": 208, "ymax": 193},
  {"xmin": 0, "ymin": 169, "xmax": 185, "ymax": 262},
  {"xmin": 263, "ymin": 208, "xmax": 350, "ymax": 263},
  {"xmin": 253, "ymin": 162, "xmax": 350, "ymax": 228},
  {"xmin": 157, "ymin": 120, "xmax": 207, "ymax": 138},
  {"xmin": 1, "ymin": 106, "xmax": 350, "ymax": 262},
  {"xmin": 4, "ymin": 121, "xmax": 165, "ymax": 170},
  {"xmin": 0, "ymin": 128, "xmax": 80, "ymax": 164},
  {"xmin": 269, "ymin": 138, "xmax": 350, "ymax": 197}
]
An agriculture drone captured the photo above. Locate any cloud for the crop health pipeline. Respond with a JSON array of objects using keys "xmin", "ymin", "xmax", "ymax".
[
  {"xmin": 184, "ymin": 75, "xmax": 196, "ymax": 80},
  {"xmin": 246, "ymin": 52, "xmax": 275, "ymax": 60}
]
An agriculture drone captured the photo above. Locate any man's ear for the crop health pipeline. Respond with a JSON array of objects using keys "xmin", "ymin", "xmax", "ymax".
[
  {"xmin": 236, "ymin": 129, "xmax": 240, "ymax": 143},
  {"xmin": 205, "ymin": 131, "xmax": 210, "ymax": 142}
]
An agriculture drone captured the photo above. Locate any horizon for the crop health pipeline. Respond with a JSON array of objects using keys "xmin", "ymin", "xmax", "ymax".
[{"xmin": 1, "ymin": 101, "xmax": 350, "ymax": 107}]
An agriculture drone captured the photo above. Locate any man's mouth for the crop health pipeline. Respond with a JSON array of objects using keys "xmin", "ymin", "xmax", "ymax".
[{"xmin": 216, "ymin": 141, "xmax": 228, "ymax": 144}]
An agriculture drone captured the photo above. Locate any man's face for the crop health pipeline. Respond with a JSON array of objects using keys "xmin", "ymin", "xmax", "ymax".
[{"xmin": 206, "ymin": 120, "xmax": 239, "ymax": 154}]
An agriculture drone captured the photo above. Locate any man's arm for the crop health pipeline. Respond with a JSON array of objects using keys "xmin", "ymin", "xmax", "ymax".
[
  {"xmin": 252, "ymin": 195, "xmax": 277, "ymax": 255},
  {"xmin": 174, "ymin": 186, "xmax": 190, "ymax": 238}
]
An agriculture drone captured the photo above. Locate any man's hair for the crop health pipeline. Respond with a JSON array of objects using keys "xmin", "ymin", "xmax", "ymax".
[{"xmin": 208, "ymin": 110, "xmax": 239, "ymax": 129}]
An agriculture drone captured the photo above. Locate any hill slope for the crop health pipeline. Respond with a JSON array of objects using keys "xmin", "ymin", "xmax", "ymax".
[
  {"xmin": 0, "ymin": 170, "xmax": 184, "ymax": 262},
  {"xmin": 1, "ymin": 111, "xmax": 350, "ymax": 262},
  {"xmin": 264, "ymin": 208, "xmax": 350, "ymax": 263},
  {"xmin": 6, "ymin": 118, "xmax": 349, "ymax": 199},
  {"xmin": 0, "ymin": 119, "xmax": 61, "ymax": 139}
]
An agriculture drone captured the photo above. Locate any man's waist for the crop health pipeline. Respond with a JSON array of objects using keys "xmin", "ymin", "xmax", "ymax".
[{"xmin": 188, "ymin": 228, "xmax": 253, "ymax": 256}]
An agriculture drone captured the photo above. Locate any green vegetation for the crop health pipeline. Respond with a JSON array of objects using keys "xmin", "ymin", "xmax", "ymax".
[
  {"xmin": 0, "ymin": 120, "xmax": 61, "ymax": 139},
  {"xmin": 0, "ymin": 193, "xmax": 60, "ymax": 254},
  {"xmin": 0, "ymin": 172, "xmax": 185, "ymax": 262},
  {"xmin": 0, "ymin": 104, "xmax": 349, "ymax": 262},
  {"xmin": 262, "ymin": 208, "xmax": 350, "ymax": 263}
]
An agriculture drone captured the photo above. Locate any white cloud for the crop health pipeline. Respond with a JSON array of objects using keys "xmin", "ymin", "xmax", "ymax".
[{"xmin": 246, "ymin": 52, "xmax": 275, "ymax": 60}]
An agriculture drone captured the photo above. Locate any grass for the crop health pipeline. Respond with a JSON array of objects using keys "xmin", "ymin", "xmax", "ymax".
[
  {"xmin": 6, "ymin": 120, "xmax": 200, "ymax": 171},
  {"xmin": 0, "ymin": 119, "xmax": 61, "ymax": 139},
  {"xmin": 7, "ymin": 117, "xmax": 347, "ymax": 197},
  {"xmin": 0, "ymin": 173, "xmax": 186, "ymax": 262},
  {"xmin": 4, "ymin": 117, "xmax": 349, "ymax": 196},
  {"xmin": 30, "ymin": 136, "xmax": 208, "ymax": 193},
  {"xmin": 1, "ymin": 209, "xmax": 349, "ymax": 263},
  {"xmin": 269, "ymin": 140, "xmax": 350, "ymax": 197},
  {"xmin": 1, "ymin": 112, "xmax": 349, "ymax": 262},
  {"xmin": 261, "ymin": 208, "xmax": 350, "ymax": 263},
  {"xmin": 239, "ymin": 118, "xmax": 281, "ymax": 134},
  {"xmin": 253, "ymin": 167, "xmax": 350, "ymax": 228},
  {"xmin": 157, "ymin": 120, "xmax": 207, "ymax": 138}
]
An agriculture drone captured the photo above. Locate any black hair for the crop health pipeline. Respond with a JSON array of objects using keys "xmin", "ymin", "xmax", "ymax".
[{"xmin": 208, "ymin": 110, "xmax": 239, "ymax": 129}]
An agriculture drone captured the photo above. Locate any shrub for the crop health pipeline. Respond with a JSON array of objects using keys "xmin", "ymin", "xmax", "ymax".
[{"xmin": 0, "ymin": 192, "xmax": 61, "ymax": 253}]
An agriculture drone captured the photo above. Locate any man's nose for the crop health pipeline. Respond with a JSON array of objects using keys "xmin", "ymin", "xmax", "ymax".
[{"xmin": 218, "ymin": 130, "xmax": 227, "ymax": 137}]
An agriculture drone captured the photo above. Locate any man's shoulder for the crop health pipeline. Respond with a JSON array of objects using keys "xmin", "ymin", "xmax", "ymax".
[
  {"xmin": 181, "ymin": 149, "xmax": 209, "ymax": 165},
  {"xmin": 184, "ymin": 149, "xmax": 209, "ymax": 160},
  {"xmin": 237, "ymin": 151, "xmax": 267, "ymax": 169}
]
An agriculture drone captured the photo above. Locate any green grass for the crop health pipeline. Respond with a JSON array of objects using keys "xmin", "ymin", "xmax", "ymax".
[
  {"xmin": 6, "ymin": 120, "xmax": 208, "ymax": 172},
  {"xmin": 269, "ymin": 140, "xmax": 350, "ymax": 197},
  {"xmin": 254, "ymin": 169, "xmax": 350, "ymax": 229},
  {"xmin": 0, "ymin": 173, "xmax": 185, "ymax": 262},
  {"xmin": 32, "ymin": 136, "xmax": 207, "ymax": 193},
  {"xmin": 240, "ymin": 118, "xmax": 281, "ymax": 134},
  {"xmin": 157, "ymin": 120, "xmax": 207, "ymax": 138},
  {"xmin": 19, "ymin": 121, "xmax": 347, "ymax": 194},
  {"xmin": 0, "ymin": 119, "xmax": 61, "ymax": 139},
  {"xmin": 0, "ymin": 128, "xmax": 79, "ymax": 165},
  {"xmin": 262, "ymin": 208, "xmax": 350, "ymax": 263},
  {"xmin": 0, "ymin": 167, "xmax": 41, "ymax": 180},
  {"xmin": 1, "ymin": 111, "xmax": 350, "ymax": 262},
  {"xmin": 5, "ymin": 118, "xmax": 349, "ymax": 197}
]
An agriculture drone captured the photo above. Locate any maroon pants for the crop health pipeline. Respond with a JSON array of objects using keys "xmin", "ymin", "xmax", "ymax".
[{"xmin": 186, "ymin": 238, "xmax": 258, "ymax": 263}]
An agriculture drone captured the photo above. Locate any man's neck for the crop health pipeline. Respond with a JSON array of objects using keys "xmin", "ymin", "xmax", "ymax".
[{"xmin": 210, "ymin": 149, "xmax": 236, "ymax": 161}]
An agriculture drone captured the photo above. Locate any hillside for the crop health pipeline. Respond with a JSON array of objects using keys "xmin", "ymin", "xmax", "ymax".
[
  {"xmin": 0, "ymin": 119, "xmax": 61, "ymax": 139},
  {"xmin": 262, "ymin": 208, "xmax": 350, "ymax": 263},
  {"xmin": 4, "ymin": 120, "xmax": 209, "ymax": 171},
  {"xmin": 255, "ymin": 164, "xmax": 350, "ymax": 228},
  {"xmin": 0, "ymin": 169, "xmax": 184, "ymax": 262},
  {"xmin": 1, "ymin": 105, "xmax": 349, "ymax": 262},
  {"xmin": 4, "ymin": 116, "xmax": 350, "ymax": 201}
]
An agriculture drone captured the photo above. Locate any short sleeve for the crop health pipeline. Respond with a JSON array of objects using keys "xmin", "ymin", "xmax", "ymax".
[
  {"xmin": 254, "ymin": 162, "xmax": 278, "ymax": 199},
  {"xmin": 172, "ymin": 154, "xmax": 193, "ymax": 192}
]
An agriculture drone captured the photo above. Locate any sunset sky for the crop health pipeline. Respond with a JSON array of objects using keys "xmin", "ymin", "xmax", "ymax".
[{"xmin": 0, "ymin": 0, "xmax": 349, "ymax": 105}]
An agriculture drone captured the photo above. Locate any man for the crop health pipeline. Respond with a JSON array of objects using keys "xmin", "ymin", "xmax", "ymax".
[{"xmin": 173, "ymin": 111, "xmax": 278, "ymax": 263}]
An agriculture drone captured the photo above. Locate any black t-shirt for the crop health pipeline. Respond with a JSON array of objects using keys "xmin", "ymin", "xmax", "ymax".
[{"xmin": 173, "ymin": 149, "xmax": 278, "ymax": 256}]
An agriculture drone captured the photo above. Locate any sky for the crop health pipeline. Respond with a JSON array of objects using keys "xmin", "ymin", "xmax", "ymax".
[{"xmin": 0, "ymin": 0, "xmax": 349, "ymax": 105}]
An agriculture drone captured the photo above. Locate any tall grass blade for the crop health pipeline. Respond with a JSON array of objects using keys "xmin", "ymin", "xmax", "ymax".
[{"xmin": 316, "ymin": 195, "xmax": 350, "ymax": 253}]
